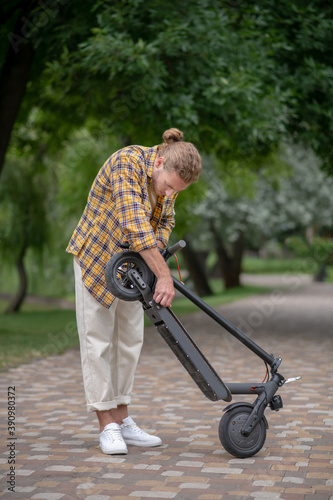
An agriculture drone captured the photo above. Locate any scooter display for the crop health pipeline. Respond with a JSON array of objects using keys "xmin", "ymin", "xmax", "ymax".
[{"xmin": 105, "ymin": 240, "xmax": 300, "ymax": 458}]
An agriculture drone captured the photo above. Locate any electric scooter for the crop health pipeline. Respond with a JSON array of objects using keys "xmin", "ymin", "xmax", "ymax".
[{"xmin": 105, "ymin": 240, "xmax": 300, "ymax": 458}]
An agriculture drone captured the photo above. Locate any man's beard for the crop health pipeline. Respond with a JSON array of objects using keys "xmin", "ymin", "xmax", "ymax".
[{"xmin": 151, "ymin": 169, "xmax": 161, "ymax": 195}]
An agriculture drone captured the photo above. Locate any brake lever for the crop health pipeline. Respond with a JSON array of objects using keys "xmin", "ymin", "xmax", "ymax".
[{"xmin": 284, "ymin": 376, "xmax": 302, "ymax": 384}]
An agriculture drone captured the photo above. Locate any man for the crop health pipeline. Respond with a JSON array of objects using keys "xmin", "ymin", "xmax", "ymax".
[{"xmin": 66, "ymin": 128, "xmax": 202, "ymax": 454}]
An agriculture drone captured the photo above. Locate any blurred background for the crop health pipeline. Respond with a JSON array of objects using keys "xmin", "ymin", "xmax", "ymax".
[{"xmin": 1, "ymin": 0, "xmax": 332, "ymax": 367}]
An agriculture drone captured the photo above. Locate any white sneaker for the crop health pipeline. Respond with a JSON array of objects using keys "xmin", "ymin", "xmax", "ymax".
[
  {"xmin": 99, "ymin": 423, "xmax": 128, "ymax": 455},
  {"xmin": 121, "ymin": 416, "xmax": 162, "ymax": 447}
]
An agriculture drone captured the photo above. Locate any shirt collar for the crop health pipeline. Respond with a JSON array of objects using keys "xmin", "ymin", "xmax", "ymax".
[{"xmin": 145, "ymin": 146, "xmax": 158, "ymax": 179}]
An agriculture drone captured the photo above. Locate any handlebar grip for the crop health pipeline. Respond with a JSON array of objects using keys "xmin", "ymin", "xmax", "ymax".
[{"xmin": 165, "ymin": 240, "xmax": 186, "ymax": 257}]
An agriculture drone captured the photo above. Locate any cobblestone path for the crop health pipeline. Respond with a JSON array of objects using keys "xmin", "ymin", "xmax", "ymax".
[{"xmin": 1, "ymin": 282, "xmax": 332, "ymax": 500}]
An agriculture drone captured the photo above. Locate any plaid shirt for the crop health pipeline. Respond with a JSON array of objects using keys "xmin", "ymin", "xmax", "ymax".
[{"xmin": 66, "ymin": 145, "xmax": 177, "ymax": 308}]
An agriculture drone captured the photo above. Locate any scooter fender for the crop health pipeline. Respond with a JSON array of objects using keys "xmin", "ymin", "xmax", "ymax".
[{"xmin": 223, "ymin": 402, "xmax": 269, "ymax": 429}]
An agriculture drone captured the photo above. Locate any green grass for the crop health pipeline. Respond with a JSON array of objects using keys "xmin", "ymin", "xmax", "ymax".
[
  {"xmin": 169, "ymin": 283, "xmax": 271, "ymax": 317},
  {"xmin": 242, "ymin": 257, "xmax": 333, "ymax": 280},
  {"xmin": 0, "ymin": 309, "xmax": 77, "ymax": 371},
  {"xmin": 243, "ymin": 256, "xmax": 307, "ymax": 274},
  {"xmin": 0, "ymin": 299, "xmax": 70, "ymax": 314}
]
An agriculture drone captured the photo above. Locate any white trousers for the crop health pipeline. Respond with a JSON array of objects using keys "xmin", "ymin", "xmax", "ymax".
[{"xmin": 74, "ymin": 257, "xmax": 144, "ymax": 412}]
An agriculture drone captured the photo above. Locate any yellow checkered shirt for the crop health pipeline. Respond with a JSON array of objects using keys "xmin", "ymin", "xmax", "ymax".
[{"xmin": 66, "ymin": 145, "xmax": 177, "ymax": 308}]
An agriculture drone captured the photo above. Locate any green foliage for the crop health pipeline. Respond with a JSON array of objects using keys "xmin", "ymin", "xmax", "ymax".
[
  {"xmin": 3, "ymin": 0, "xmax": 333, "ymax": 179},
  {"xmin": 0, "ymin": 153, "xmax": 48, "ymax": 262},
  {"xmin": 256, "ymin": 1, "xmax": 333, "ymax": 174},
  {"xmin": 37, "ymin": 0, "xmax": 333, "ymax": 174},
  {"xmin": 173, "ymin": 162, "xmax": 208, "ymax": 238},
  {"xmin": 0, "ymin": 106, "xmax": 122, "ymax": 286},
  {"xmin": 2, "ymin": 0, "xmax": 333, "ymax": 307},
  {"xmin": 286, "ymin": 236, "xmax": 333, "ymax": 266},
  {"xmin": 190, "ymin": 144, "xmax": 333, "ymax": 257},
  {"xmin": 7, "ymin": 0, "xmax": 100, "ymax": 126},
  {"xmin": 56, "ymin": 126, "xmax": 121, "ymax": 217},
  {"xmin": 44, "ymin": 0, "xmax": 291, "ymax": 154},
  {"xmin": 53, "ymin": 126, "xmax": 123, "ymax": 267}
]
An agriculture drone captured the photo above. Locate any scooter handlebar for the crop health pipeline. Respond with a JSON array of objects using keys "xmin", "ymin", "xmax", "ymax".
[
  {"xmin": 162, "ymin": 240, "xmax": 186, "ymax": 260},
  {"xmin": 120, "ymin": 239, "xmax": 186, "ymax": 260}
]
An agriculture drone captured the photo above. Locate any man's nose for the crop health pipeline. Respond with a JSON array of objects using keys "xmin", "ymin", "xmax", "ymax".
[{"xmin": 165, "ymin": 188, "xmax": 174, "ymax": 197}]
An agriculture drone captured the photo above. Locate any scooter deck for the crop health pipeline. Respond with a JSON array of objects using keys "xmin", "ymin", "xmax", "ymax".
[{"xmin": 144, "ymin": 303, "xmax": 232, "ymax": 403}]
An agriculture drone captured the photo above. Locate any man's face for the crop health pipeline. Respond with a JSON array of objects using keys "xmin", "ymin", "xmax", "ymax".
[{"xmin": 152, "ymin": 157, "xmax": 189, "ymax": 197}]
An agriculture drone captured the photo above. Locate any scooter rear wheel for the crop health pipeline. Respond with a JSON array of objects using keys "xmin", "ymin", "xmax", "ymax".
[
  {"xmin": 219, "ymin": 405, "xmax": 266, "ymax": 458},
  {"xmin": 105, "ymin": 251, "xmax": 155, "ymax": 301}
]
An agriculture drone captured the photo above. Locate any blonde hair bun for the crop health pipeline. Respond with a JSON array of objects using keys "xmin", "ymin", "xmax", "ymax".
[
  {"xmin": 162, "ymin": 128, "xmax": 183, "ymax": 144},
  {"xmin": 157, "ymin": 127, "xmax": 201, "ymax": 184}
]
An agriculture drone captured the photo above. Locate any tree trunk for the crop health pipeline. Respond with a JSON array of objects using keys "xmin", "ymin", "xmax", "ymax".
[
  {"xmin": 6, "ymin": 248, "xmax": 28, "ymax": 313},
  {"xmin": 313, "ymin": 264, "xmax": 327, "ymax": 282},
  {"xmin": 0, "ymin": 2, "xmax": 37, "ymax": 178},
  {"xmin": 181, "ymin": 238, "xmax": 213, "ymax": 296},
  {"xmin": 210, "ymin": 220, "xmax": 244, "ymax": 289}
]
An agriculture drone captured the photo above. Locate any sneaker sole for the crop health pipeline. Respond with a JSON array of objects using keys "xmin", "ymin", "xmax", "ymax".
[
  {"xmin": 123, "ymin": 439, "xmax": 162, "ymax": 447},
  {"xmin": 100, "ymin": 445, "xmax": 128, "ymax": 455}
]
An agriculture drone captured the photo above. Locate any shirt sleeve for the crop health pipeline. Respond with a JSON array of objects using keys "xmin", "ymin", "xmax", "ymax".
[
  {"xmin": 110, "ymin": 152, "xmax": 158, "ymax": 253},
  {"xmin": 155, "ymin": 194, "xmax": 177, "ymax": 247}
]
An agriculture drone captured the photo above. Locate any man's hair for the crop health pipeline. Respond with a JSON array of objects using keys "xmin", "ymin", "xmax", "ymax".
[{"xmin": 157, "ymin": 128, "xmax": 202, "ymax": 184}]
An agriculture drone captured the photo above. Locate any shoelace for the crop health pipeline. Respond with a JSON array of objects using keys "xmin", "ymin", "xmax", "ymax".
[
  {"xmin": 125, "ymin": 423, "xmax": 145, "ymax": 435},
  {"xmin": 105, "ymin": 427, "xmax": 123, "ymax": 443}
]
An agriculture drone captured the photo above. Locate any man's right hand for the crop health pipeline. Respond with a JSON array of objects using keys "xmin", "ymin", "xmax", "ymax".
[{"xmin": 153, "ymin": 274, "xmax": 175, "ymax": 308}]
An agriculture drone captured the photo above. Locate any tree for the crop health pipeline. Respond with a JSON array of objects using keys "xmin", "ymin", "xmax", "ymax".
[
  {"xmin": 0, "ymin": 0, "xmax": 37, "ymax": 178},
  {"xmin": 267, "ymin": 146, "xmax": 333, "ymax": 280},
  {"xmin": 2, "ymin": 0, "xmax": 333, "ymax": 308},
  {"xmin": 43, "ymin": 0, "xmax": 333, "ymax": 173},
  {"xmin": 0, "ymin": 0, "xmax": 103, "ymax": 310},
  {"xmin": 48, "ymin": 1, "xmax": 286, "ymax": 144},
  {"xmin": 171, "ymin": 175, "xmax": 213, "ymax": 296},
  {"xmin": 253, "ymin": 1, "xmax": 333, "ymax": 175},
  {"xmin": 193, "ymin": 163, "xmax": 261, "ymax": 289},
  {"xmin": 0, "ymin": 0, "xmax": 98, "ymax": 178},
  {"xmin": 193, "ymin": 145, "xmax": 333, "ymax": 289},
  {"xmin": 2, "ymin": 1, "xmax": 333, "ymax": 180},
  {"xmin": 0, "ymin": 149, "xmax": 49, "ymax": 312},
  {"xmin": 0, "ymin": 116, "xmax": 123, "ymax": 312},
  {"xmin": 286, "ymin": 236, "xmax": 333, "ymax": 282}
]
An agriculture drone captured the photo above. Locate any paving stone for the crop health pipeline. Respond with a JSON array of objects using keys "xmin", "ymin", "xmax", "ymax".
[
  {"xmin": 31, "ymin": 494, "xmax": 65, "ymax": 499},
  {"xmin": 129, "ymin": 493, "xmax": 177, "ymax": 498},
  {"xmin": 178, "ymin": 482, "xmax": 210, "ymax": 489}
]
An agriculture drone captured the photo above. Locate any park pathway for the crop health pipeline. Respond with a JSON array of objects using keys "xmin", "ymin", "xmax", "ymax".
[{"xmin": 0, "ymin": 279, "xmax": 332, "ymax": 500}]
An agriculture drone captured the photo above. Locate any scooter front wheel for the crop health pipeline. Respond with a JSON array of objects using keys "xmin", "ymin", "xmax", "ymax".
[
  {"xmin": 219, "ymin": 405, "xmax": 266, "ymax": 458},
  {"xmin": 105, "ymin": 251, "xmax": 155, "ymax": 301}
]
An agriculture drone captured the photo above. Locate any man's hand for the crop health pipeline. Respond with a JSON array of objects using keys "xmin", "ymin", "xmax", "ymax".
[
  {"xmin": 153, "ymin": 274, "xmax": 175, "ymax": 307},
  {"xmin": 139, "ymin": 245, "xmax": 175, "ymax": 307}
]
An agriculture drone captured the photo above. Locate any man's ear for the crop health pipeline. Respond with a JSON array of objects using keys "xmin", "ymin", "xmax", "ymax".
[{"xmin": 155, "ymin": 156, "xmax": 165, "ymax": 170}]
